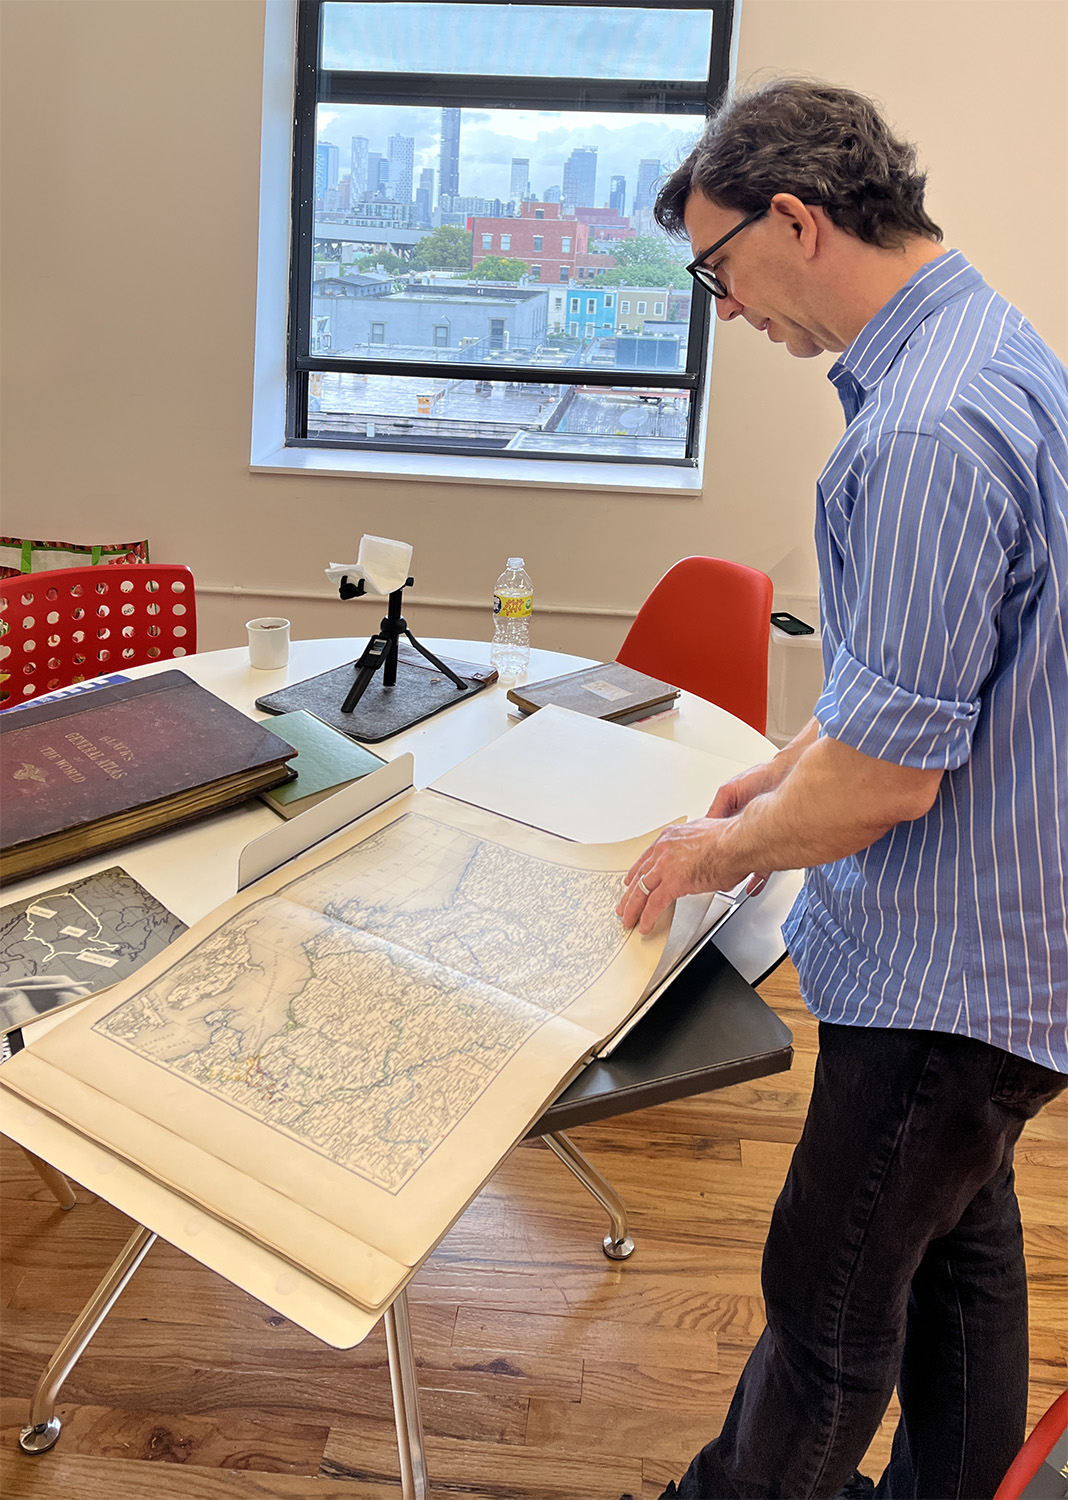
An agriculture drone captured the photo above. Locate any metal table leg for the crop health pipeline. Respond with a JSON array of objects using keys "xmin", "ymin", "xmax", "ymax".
[
  {"xmin": 25, "ymin": 1150, "xmax": 78, "ymax": 1210},
  {"xmin": 543, "ymin": 1130, "xmax": 635, "ymax": 1260},
  {"xmin": 383, "ymin": 1288, "xmax": 429, "ymax": 1500},
  {"xmin": 19, "ymin": 1224, "xmax": 157, "ymax": 1455}
]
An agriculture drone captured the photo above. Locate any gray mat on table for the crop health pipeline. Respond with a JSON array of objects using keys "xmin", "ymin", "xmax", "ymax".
[{"xmin": 255, "ymin": 660, "xmax": 488, "ymax": 743}]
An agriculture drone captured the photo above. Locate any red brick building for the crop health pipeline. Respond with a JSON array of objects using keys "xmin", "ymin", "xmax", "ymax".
[{"xmin": 469, "ymin": 201, "xmax": 618, "ymax": 285}]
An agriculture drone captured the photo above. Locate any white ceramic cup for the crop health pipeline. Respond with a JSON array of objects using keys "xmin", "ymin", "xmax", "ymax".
[{"xmin": 246, "ymin": 616, "xmax": 291, "ymax": 669}]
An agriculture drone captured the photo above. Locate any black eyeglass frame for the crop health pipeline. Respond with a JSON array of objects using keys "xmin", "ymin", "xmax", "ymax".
[{"xmin": 686, "ymin": 207, "xmax": 768, "ymax": 298}]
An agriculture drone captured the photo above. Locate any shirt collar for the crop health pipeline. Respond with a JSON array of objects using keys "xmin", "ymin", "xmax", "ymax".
[{"xmin": 829, "ymin": 248, "xmax": 985, "ymax": 404}]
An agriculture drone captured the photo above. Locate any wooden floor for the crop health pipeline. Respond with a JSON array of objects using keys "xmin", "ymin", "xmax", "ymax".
[{"xmin": 1, "ymin": 962, "xmax": 1065, "ymax": 1500}]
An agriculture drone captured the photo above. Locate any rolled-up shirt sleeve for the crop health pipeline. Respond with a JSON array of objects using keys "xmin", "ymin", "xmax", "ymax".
[{"xmin": 815, "ymin": 429, "xmax": 1019, "ymax": 770}]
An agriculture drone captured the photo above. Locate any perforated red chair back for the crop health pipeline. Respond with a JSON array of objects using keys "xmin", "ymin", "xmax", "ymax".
[
  {"xmin": 617, "ymin": 556, "xmax": 774, "ymax": 733},
  {"xmin": 0, "ymin": 564, "xmax": 197, "ymax": 709}
]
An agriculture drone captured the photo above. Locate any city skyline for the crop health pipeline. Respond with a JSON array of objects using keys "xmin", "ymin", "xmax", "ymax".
[{"xmin": 316, "ymin": 104, "xmax": 701, "ymax": 221}]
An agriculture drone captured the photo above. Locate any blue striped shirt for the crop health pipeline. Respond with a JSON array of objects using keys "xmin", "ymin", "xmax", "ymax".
[{"xmin": 783, "ymin": 249, "xmax": 1068, "ymax": 1073}]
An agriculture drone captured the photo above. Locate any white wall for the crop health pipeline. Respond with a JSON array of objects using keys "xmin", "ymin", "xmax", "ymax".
[{"xmin": 2, "ymin": 0, "xmax": 1065, "ymax": 662}]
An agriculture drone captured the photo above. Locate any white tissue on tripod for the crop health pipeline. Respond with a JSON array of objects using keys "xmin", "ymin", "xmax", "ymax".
[{"xmin": 325, "ymin": 536, "xmax": 414, "ymax": 596}]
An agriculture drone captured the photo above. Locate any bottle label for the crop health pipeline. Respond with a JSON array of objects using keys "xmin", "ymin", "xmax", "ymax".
[{"xmin": 493, "ymin": 593, "xmax": 533, "ymax": 618}]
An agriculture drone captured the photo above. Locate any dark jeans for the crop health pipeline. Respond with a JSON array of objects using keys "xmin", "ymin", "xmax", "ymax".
[{"xmin": 662, "ymin": 1022, "xmax": 1066, "ymax": 1500}]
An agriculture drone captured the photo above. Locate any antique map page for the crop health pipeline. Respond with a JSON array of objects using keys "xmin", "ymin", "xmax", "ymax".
[{"xmin": 0, "ymin": 790, "xmax": 670, "ymax": 1310}]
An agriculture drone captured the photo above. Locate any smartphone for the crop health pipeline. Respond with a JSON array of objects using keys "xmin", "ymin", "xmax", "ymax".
[{"xmin": 771, "ymin": 612, "xmax": 815, "ymax": 636}]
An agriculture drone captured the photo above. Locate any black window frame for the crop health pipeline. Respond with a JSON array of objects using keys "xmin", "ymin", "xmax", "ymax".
[{"xmin": 287, "ymin": 0, "xmax": 736, "ymax": 467}]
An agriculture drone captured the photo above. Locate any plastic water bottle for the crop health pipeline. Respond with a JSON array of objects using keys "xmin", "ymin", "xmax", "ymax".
[{"xmin": 491, "ymin": 557, "xmax": 533, "ymax": 681}]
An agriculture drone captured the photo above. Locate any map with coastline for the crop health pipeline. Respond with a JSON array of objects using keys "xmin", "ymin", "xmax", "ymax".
[
  {"xmin": 0, "ymin": 867, "xmax": 186, "ymax": 1032},
  {"xmin": 93, "ymin": 812, "xmax": 629, "ymax": 1193}
]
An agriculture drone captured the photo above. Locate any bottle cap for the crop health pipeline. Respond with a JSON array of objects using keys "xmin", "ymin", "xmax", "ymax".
[{"xmin": 507, "ymin": 557, "xmax": 524, "ymax": 569}]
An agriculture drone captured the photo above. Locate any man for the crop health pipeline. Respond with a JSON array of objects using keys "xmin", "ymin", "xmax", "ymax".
[{"xmin": 617, "ymin": 79, "xmax": 1067, "ymax": 1500}]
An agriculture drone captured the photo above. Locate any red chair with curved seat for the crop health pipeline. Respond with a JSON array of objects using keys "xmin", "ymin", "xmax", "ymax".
[
  {"xmin": 617, "ymin": 555, "xmax": 775, "ymax": 733},
  {"xmin": 0, "ymin": 563, "xmax": 197, "ymax": 709},
  {"xmin": 993, "ymin": 1389, "xmax": 1068, "ymax": 1499}
]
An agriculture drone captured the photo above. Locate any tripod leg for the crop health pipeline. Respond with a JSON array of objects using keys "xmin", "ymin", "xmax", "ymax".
[
  {"xmin": 341, "ymin": 636, "xmax": 389, "ymax": 713},
  {"xmin": 400, "ymin": 631, "xmax": 467, "ymax": 690}
]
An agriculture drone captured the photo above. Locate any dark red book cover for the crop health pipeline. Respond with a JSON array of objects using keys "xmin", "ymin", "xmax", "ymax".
[{"xmin": 1, "ymin": 671, "xmax": 296, "ymax": 851}]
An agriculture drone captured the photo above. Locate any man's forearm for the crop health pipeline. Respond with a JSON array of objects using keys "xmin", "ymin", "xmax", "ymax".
[
  {"xmin": 619, "ymin": 724, "xmax": 943, "ymax": 934},
  {"xmin": 715, "ymin": 732, "xmax": 942, "ymax": 883}
]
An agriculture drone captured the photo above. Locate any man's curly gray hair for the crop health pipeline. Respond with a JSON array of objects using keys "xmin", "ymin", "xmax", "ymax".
[{"xmin": 656, "ymin": 78, "xmax": 943, "ymax": 250}]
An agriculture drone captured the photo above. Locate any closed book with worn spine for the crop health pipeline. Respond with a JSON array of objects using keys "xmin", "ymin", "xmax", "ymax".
[
  {"xmin": 0, "ymin": 671, "xmax": 296, "ymax": 883},
  {"xmin": 259, "ymin": 710, "xmax": 388, "ymax": 819},
  {"xmin": 507, "ymin": 660, "xmax": 679, "ymax": 724}
]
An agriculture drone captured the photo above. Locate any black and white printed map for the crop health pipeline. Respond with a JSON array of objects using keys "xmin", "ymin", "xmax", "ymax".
[
  {"xmin": 0, "ymin": 867, "xmax": 186, "ymax": 1031},
  {"xmin": 92, "ymin": 813, "xmax": 628, "ymax": 1193}
]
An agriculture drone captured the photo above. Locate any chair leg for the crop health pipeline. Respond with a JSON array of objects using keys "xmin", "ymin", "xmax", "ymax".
[
  {"xmin": 24, "ymin": 1150, "xmax": 78, "ymax": 1210},
  {"xmin": 384, "ymin": 1288, "xmax": 430, "ymax": 1500},
  {"xmin": 19, "ymin": 1224, "xmax": 156, "ymax": 1455},
  {"xmin": 542, "ymin": 1130, "xmax": 635, "ymax": 1260}
]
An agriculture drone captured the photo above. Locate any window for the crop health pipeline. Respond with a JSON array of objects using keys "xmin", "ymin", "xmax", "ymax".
[
  {"xmin": 654, "ymin": 300, "xmax": 664, "ymax": 314},
  {"xmin": 621, "ymin": 299, "xmax": 630, "ymax": 313},
  {"xmin": 604, "ymin": 293, "xmax": 614, "ymax": 308},
  {"xmin": 569, "ymin": 321, "xmax": 578, "ymax": 336},
  {"xmin": 286, "ymin": 1, "xmax": 735, "ymax": 466},
  {"xmin": 569, "ymin": 297, "xmax": 580, "ymax": 313},
  {"xmin": 584, "ymin": 322, "xmax": 594, "ymax": 337},
  {"xmin": 637, "ymin": 301, "xmax": 647, "ymax": 315}
]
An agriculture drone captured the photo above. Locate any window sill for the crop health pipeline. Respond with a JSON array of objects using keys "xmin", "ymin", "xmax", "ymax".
[{"xmin": 250, "ymin": 442, "xmax": 704, "ymax": 496}]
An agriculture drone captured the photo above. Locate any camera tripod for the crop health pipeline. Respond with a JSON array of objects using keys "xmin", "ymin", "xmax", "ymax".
[{"xmin": 337, "ymin": 574, "xmax": 467, "ymax": 714}]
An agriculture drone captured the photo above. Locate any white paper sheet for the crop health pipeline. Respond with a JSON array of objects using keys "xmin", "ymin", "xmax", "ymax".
[{"xmin": 430, "ymin": 704, "xmax": 749, "ymax": 842}]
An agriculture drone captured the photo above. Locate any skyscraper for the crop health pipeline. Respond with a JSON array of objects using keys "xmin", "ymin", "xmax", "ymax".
[
  {"xmin": 415, "ymin": 166, "xmax": 434, "ymax": 226},
  {"xmin": 609, "ymin": 175, "xmax": 626, "ymax": 216},
  {"xmin": 509, "ymin": 157, "xmax": 530, "ymax": 206},
  {"xmin": 315, "ymin": 140, "xmax": 339, "ymax": 203},
  {"xmin": 439, "ymin": 108, "xmax": 460, "ymax": 205},
  {"xmin": 350, "ymin": 136, "xmax": 369, "ymax": 199},
  {"xmin": 366, "ymin": 152, "xmax": 388, "ymax": 199},
  {"xmin": 388, "ymin": 133, "xmax": 415, "ymax": 204},
  {"xmin": 634, "ymin": 159, "xmax": 662, "ymax": 213},
  {"xmin": 562, "ymin": 146, "xmax": 597, "ymax": 213}
]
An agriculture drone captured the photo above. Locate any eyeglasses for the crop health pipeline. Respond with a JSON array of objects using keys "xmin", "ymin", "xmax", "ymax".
[{"xmin": 686, "ymin": 208, "xmax": 768, "ymax": 298}]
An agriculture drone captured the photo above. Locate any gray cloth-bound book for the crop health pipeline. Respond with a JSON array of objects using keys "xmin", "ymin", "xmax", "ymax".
[{"xmin": 506, "ymin": 661, "xmax": 679, "ymax": 724}]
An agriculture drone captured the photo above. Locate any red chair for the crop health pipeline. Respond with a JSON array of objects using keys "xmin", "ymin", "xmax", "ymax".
[
  {"xmin": 0, "ymin": 563, "xmax": 197, "ymax": 709},
  {"xmin": 993, "ymin": 1389, "xmax": 1068, "ymax": 1499},
  {"xmin": 617, "ymin": 556, "xmax": 774, "ymax": 733}
]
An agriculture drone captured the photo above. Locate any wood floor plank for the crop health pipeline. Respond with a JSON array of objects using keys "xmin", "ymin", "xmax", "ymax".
[
  {"xmin": 0, "ymin": 1447, "xmax": 385, "ymax": 1499},
  {"xmin": 525, "ymin": 1389, "xmax": 733, "ymax": 1463},
  {"xmin": 323, "ymin": 1423, "xmax": 644, "ymax": 1499},
  {"xmin": 1, "ymin": 1352, "xmax": 530, "ymax": 1443},
  {"xmin": 0, "ymin": 1398, "xmax": 328, "ymax": 1473}
]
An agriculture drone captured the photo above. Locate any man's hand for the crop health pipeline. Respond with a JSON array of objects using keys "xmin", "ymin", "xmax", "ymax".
[
  {"xmin": 616, "ymin": 817, "xmax": 748, "ymax": 936},
  {"xmin": 615, "ymin": 720, "xmax": 944, "ymax": 938}
]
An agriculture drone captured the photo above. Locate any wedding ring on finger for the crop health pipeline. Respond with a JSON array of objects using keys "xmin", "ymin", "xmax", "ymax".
[{"xmin": 637, "ymin": 874, "xmax": 652, "ymax": 897}]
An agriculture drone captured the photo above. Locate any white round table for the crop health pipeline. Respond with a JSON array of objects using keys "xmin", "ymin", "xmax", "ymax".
[{"xmin": 2, "ymin": 638, "xmax": 799, "ymax": 984}]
